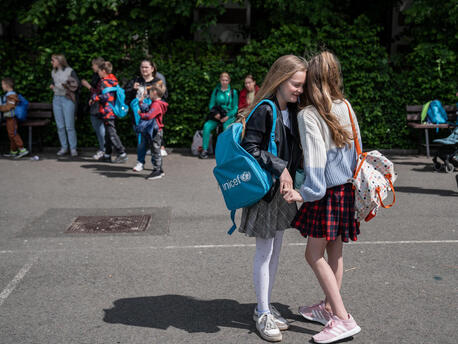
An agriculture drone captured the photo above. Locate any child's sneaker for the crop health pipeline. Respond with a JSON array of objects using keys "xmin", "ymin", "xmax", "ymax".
[
  {"xmin": 133, "ymin": 162, "xmax": 144, "ymax": 172},
  {"xmin": 255, "ymin": 313, "xmax": 282, "ymax": 342},
  {"xmin": 4, "ymin": 150, "xmax": 18, "ymax": 157},
  {"xmin": 146, "ymin": 169, "xmax": 165, "ymax": 180},
  {"xmin": 114, "ymin": 153, "xmax": 128, "ymax": 163},
  {"xmin": 254, "ymin": 306, "xmax": 289, "ymax": 331},
  {"xmin": 312, "ymin": 314, "xmax": 361, "ymax": 344},
  {"xmin": 15, "ymin": 148, "xmax": 29, "ymax": 159},
  {"xmin": 93, "ymin": 150, "xmax": 104, "ymax": 160},
  {"xmin": 299, "ymin": 301, "xmax": 331, "ymax": 325}
]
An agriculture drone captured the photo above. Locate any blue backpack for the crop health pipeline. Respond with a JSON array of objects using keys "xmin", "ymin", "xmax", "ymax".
[
  {"xmin": 102, "ymin": 86, "xmax": 129, "ymax": 118},
  {"xmin": 426, "ymin": 100, "xmax": 448, "ymax": 124},
  {"xmin": 130, "ymin": 97, "xmax": 152, "ymax": 144},
  {"xmin": 213, "ymin": 99, "xmax": 278, "ymax": 234}
]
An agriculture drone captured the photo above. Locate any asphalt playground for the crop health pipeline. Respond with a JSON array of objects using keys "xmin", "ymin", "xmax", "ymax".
[{"xmin": 0, "ymin": 151, "xmax": 456, "ymax": 344}]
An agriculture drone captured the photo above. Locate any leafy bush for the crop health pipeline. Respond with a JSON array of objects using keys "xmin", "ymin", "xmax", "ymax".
[{"xmin": 0, "ymin": 0, "xmax": 456, "ymax": 149}]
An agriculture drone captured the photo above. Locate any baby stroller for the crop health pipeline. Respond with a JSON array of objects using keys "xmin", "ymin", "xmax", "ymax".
[{"xmin": 432, "ymin": 127, "xmax": 458, "ymax": 173}]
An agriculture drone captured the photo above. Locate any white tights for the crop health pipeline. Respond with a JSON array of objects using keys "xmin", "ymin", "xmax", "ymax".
[{"xmin": 253, "ymin": 230, "xmax": 285, "ymax": 313}]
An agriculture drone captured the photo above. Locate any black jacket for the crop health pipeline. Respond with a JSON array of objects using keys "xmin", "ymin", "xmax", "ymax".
[{"xmin": 241, "ymin": 97, "xmax": 302, "ymax": 201}]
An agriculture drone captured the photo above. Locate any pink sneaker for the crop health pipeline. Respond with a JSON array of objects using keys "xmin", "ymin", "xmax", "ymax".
[
  {"xmin": 298, "ymin": 301, "xmax": 331, "ymax": 325},
  {"xmin": 313, "ymin": 314, "xmax": 361, "ymax": 344}
]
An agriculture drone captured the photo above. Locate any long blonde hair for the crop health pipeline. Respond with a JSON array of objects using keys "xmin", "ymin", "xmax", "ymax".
[
  {"xmin": 51, "ymin": 54, "xmax": 69, "ymax": 70},
  {"xmin": 238, "ymin": 55, "xmax": 308, "ymax": 121},
  {"xmin": 305, "ymin": 51, "xmax": 352, "ymax": 148}
]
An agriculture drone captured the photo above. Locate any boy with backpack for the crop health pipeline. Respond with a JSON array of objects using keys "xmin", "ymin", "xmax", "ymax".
[
  {"xmin": 0, "ymin": 77, "xmax": 29, "ymax": 159},
  {"xmin": 91, "ymin": 62, "xmax": 128, "ymax": 163},
  {"xmin": 136, "ymin": 81, "xmax": 168, "ymax": 179}
]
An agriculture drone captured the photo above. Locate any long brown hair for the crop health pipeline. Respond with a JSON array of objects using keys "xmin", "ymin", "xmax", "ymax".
[
  {"xmin": 305, "ymin": 51, "xmax": 352, "ymax": 148},
  {"xmin": 239, "ymin": 55, "xmax": 308, "ymax": 121}
]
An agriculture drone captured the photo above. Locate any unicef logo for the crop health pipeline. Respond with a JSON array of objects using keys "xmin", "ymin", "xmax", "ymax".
[{"xmin": 240, "ymin": 171, "xmax": 251, "ymax": 182}]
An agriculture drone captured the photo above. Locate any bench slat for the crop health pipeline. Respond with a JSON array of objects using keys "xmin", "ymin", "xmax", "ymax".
[
  {"xmin": 407, "ymin": 123, "xmax": 450, "ymax": 129},
  {"xmin": 27, "ymin": 111, "xmax": 53, "ymax": 119},
  {"xmin": 29, "ymin": 103, "xmax": 53, "ymax": 110}
]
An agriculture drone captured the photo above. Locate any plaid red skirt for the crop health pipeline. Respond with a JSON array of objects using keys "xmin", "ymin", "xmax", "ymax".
[{"xmin": 291, "ymin": 183, "xmax": 360, "ymax": 242}]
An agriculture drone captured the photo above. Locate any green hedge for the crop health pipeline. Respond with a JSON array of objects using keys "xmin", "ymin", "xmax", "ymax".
[{"xmin": 1, "ymin": 0, "xmax": 456, "ymax": 149}]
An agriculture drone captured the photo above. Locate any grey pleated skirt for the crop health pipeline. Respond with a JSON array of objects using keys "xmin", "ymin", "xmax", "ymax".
[{"xmin": 238, "ymin": 189, "xmax": 298, "ymax": 239}]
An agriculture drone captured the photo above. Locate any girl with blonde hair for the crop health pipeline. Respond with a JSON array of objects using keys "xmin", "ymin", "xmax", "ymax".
[
  {"xmin": 283, "ymin": 51, "xmax": 361, "ymax": 343},
  {"xmin": 239, "ymin": 55, "xmax": 306, "ymax": 342}
]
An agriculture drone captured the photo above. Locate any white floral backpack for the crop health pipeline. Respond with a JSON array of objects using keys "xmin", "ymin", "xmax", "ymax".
[{"xmin": 344, "ymin": 100, "xmax": 397, "ymax": 222}]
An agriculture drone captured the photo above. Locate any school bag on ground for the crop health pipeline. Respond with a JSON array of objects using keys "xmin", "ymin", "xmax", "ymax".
[
  {"xmin": 213, "ymin": 99, "xmax": 277, "ymax": 234},
  {"xmin": 191, "ymin": 130, "xmax": 213, "ymax": 156},
  {"xmin": 102, "ymin": 85, "xmax": 129, "ymax": 118},
  {"xmin": 344, "ymin": 100, "xmax": 397, "ymax": 222}
]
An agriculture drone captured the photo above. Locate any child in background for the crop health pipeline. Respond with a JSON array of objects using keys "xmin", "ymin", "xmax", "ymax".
[
  {"xmin": 91, "ymin": 61, "xmax": 128, "ymax": 163},
  {"xmin": 0, "ymin": 77, "xmax": 29, "ymax": 159},
  {"xmin": 137, "ymin": 81, "xmax": 168, "ymax": 179}
]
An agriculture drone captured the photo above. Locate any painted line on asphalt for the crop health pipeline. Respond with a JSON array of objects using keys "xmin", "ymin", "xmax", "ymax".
[
  {"xmin": 0, "ymin": 240, "xmax": 457, "ymax": 254},
  {"xmin": 0, "ymin": 255, "xmax": 38, "ymax": 306}
]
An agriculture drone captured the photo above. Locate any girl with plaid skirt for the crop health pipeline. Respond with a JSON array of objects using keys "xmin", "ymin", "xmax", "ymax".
[
  {"xmin": 283, "ymin": 51, "xmax": 362, "ymax": 344},
  {"xmin": 238, "ymin": 55, "xmax": 307, "ymax": 342}
]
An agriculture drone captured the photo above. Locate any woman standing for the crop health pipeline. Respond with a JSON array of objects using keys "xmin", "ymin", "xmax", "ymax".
[
  {"xmin": 81, "ymin": 57, "xmax": 105, "ymax": 160},
  {"xmin": 239, "ymin": 55, "xmax": 306, "ymax": 342},
  {"xmin": 50, "ymin": 54, "xmax": 80, "ymax": 157},
  {"xmin": 283, "ymin": 51, "xmax": 361, "ymax": 343},
  {"xmin": 199, "ymin": 72, "xmax": 238, "ymax": 159},
  {"xmin": 125, "ymin": 60, "xmax": 164, "ymax": 172}
]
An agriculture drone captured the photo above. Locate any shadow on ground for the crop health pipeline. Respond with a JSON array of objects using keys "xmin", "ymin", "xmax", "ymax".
[
  {"xmin": 395, "ymin": 186, "xmax": 458, "ymax": 197},
  {"xmin": 80, "ymin": 163, "xmax": 145, "ymax": 178},
  {"xmin": 103, "ymin": 295, "xmax": 317, "ymax": 336}
]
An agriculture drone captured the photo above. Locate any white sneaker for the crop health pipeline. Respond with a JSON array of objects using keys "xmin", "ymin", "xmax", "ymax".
[
  {"xmin": 161, "ymin": 148, "xmax": 168, "ymax": 157},
  {"xmin": 56, "ymin": 148, "xmax": 68, "ymax": 156},
  {"xmin": 256, "ymin": 313, "xmax": 282, "ymax": 342},
  {"xmin": 93, "ymin": 150, "xmax": 104, "ymax": 160},
  {"xmin": 254, "ymin": 306, "xmax": 289, "ymax": 331},
  {"xmin": 133, "ymin": 162, "xmax": 144, "ymax": 172},
  {"xmin": 70, "ymin": 149, "xmax": 78, "ymax": 157}
]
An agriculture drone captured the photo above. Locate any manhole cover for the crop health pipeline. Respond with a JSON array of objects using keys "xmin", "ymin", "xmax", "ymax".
[{"xmin": 66, "ymin": 215, "xmax": 151, "ymax": 233}]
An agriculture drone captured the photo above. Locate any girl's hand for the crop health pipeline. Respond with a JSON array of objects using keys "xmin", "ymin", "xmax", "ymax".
[
  {"xmin": 279, "ymin": 168, "xmax": 293, "ymax": 194},
  {"xmin": 50, "ymin": 85, "xmax": 54, "ymax": 89},
  {"xmin": 214, "ymin": 113, "xmax": 221, "ymax": 120},
  {"xmin": 283, "ymin": 189, "xmax": 303, "ymax": 203},
  {"xmin": 220, "ymin": 116, "xmax": 229, "ymax": 123},
  {"xmin": 89, "ymin": 100, "xmax": 93, "ymax": 106}
]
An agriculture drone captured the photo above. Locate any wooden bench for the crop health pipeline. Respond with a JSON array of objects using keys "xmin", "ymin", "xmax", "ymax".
[
  {"xmin": 1, "ymin": 102, "xmax": 53, "ymax": 152},
  {"xmin": 406, "ymin": 104, "xmax": 456, "ymax": 157}
]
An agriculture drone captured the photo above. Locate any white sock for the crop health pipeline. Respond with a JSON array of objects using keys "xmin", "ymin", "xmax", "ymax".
[{"xmin": 253, "ymin": 230, "xmax": 284, "ymax": 314}]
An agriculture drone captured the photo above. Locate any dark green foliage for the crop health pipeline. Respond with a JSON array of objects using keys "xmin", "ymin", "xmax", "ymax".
[{"xmin": 0, "ymin": 0, "xmax": 456, "ymax": 149}]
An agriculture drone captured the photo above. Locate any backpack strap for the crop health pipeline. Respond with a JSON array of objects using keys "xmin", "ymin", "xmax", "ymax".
[
  {"xmin": 246, "ymin": 99, "xmax": 278, "ymax": 156},
  {"xmin": 343, "ymin": 100, "xmax": 361, "ymax": 156},
  {"xmin": 228, "ymin": 210, "xmax": 237, "ymax": 235},
  {"xmin": 102, "ymin": 86, "xmax": 117, "ymax": 94}
]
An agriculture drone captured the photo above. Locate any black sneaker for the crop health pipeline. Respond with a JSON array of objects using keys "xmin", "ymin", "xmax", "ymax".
[
  {"xmin": 114, "ymin": 153, "xmax": 128, "ymax": 163},
  {"xmin": 146, "ymin": 170, "xmax": 165, "ymax": 180},
  {"xmin": 199, "ymin": 150, "xmax": 209, "ymax": 159},
  {"xmin": 100, "ymin": 155, "xmax": 112, "ymax": 163}
]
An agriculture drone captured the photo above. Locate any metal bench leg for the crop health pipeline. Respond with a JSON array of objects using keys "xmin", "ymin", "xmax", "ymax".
[
  {"xmin": 28, "ymin": 126, "xmax": 32, "ymax": 152},
  {"xmin": 424, "ymin": 128, "xmax": 430, "ymax": 157}
]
